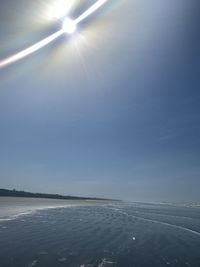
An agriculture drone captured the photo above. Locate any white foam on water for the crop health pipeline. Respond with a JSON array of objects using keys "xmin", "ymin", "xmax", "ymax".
[
  {"xmin": 58, "ymin": 257, "xmax": 67, "ymax": 262},
  {"xmin": 80, "ymin": 264, "xmax": 94, "ymax": 267},
  {"xmin": 133, "ymin": 210, "xmax": 197, "ymax": 221},
  {"xmin": 0, "ymin": 210, "xmax": 37, "ymax": 222},
  {"xmin": 0, "ymin": 197, "xmax": 108, "ymax": 222},
  {"xmin": 28, "ymin": 260, "xmax": 38, "ymax": 267},
  {"xmin": 98, "ymin": 258, "xmax": 116, "ymax": 267},
  {"xmin": 107, "ymin": 207, "xmax": 200, "ymax": 238}
]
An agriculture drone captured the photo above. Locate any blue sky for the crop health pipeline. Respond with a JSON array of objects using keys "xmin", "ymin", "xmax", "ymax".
[{"xmin": 0, "ymin": 0, "xmax": 200, "ymax": 202}]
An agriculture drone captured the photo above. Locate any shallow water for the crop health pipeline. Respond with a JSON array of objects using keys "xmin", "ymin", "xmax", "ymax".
[
  {"xmin": 0, "ymin": 197, "xmax": 107, "ymax": 221},
  {"xmin": 0, "ymin": 198, "xmax": 200, "ymax": 267}
]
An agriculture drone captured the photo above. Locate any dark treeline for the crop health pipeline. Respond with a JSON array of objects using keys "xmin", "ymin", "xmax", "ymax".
[{"xmin": 0, "ymin": 188, "xmax": 112, "ymax": 201}]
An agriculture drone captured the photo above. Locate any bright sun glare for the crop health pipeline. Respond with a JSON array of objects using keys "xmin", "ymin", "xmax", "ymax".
[
  {"xmin": 62, "ymin": 17, "xmax": 77, "ymax": 34},
  {"xmin": 48, "ymin": 0, "xmax": 73, "ymax": 19},
  {"xmin": 0, "ymin": 0, "xmax": 110, "ymax": 68}
]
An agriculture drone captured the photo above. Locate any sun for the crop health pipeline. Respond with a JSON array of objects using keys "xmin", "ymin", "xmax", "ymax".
[{"xmin": 62, "ymin": 18, "xmax": 77, "ymax": 34}]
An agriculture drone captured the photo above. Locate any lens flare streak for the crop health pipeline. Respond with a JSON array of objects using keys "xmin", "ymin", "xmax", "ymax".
[
  {"xmin": 0, "ymin": 30, "xmax": 63, "ymax": 68},
  {"xmin": 0, "ymin": 0, "xmax": 109, "ymax": 68},
  {"xmin": 75, "ymin": 0, "xmax": 108, "ymax": 24}
]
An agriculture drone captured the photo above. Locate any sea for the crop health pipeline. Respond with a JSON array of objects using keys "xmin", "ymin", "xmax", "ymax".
[{"xmin": 0, "ymin": 197, "xmax": 200, "ymax": 267}]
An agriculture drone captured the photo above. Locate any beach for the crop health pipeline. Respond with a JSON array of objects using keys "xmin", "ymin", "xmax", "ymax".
[{"xmin": 0, "ymin": 198, "xmax": 200, "ymax": 267}]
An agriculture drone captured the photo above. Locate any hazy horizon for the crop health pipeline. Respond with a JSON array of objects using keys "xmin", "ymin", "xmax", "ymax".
[{"xmin": 1, "ymin": 185, "xmax": 199, "ymax": 204}]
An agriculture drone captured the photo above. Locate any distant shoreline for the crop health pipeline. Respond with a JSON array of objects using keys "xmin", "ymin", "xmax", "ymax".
[{"xmin": 0, "ymin": 188, "xmax": 117, "ymax": 202}]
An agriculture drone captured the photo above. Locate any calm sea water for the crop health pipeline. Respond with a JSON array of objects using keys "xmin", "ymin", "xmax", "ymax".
[{"xmin": 0, "ymin": 197, "xmax": 200, "ymax": 267}]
